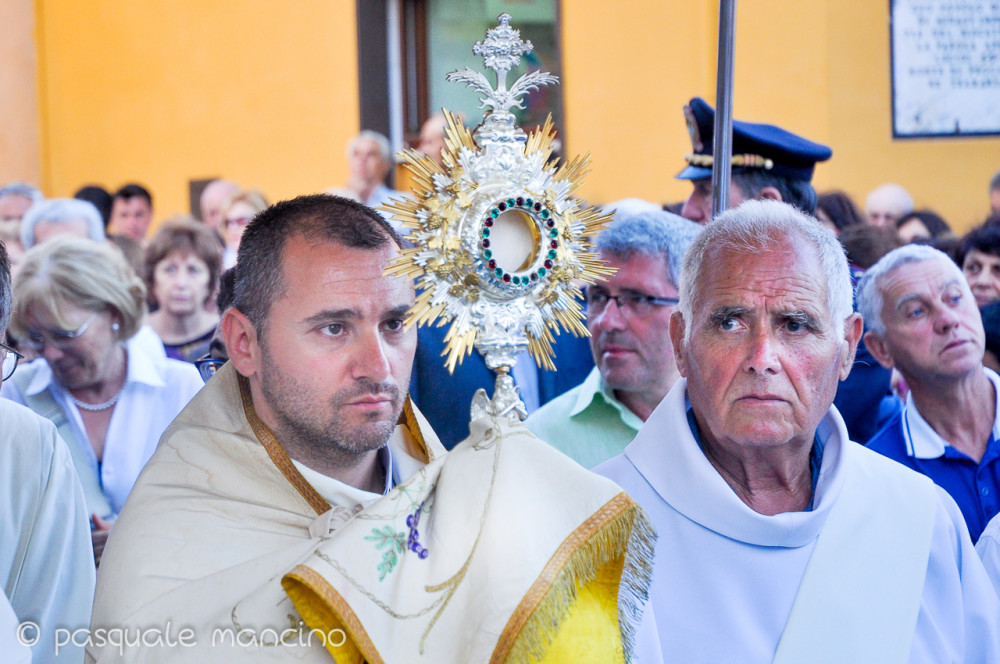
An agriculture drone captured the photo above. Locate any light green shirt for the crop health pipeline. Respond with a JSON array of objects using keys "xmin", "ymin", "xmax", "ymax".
[{"xmin": 525, "ymin": 367, "xmax": 644, "ymax": 469}]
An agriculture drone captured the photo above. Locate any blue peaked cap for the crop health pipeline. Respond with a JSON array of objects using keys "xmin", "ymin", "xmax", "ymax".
[{"xmin": 676, "ymin": 97, "xmax": 832, "ymax": 183}]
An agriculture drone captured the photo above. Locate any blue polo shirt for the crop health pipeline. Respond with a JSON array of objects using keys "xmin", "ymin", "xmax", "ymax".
[{"xmin": 866, "ymin": 368, "xmax": 1000, "ymax": 542}]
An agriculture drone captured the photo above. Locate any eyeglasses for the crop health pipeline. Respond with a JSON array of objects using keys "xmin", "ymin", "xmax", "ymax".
[
  {"xmin": 22, "ymin": 311, "xmax": 99, "ymax": 352},
  {"xmin": 586, "ymin": 290, "xmax": 679, "ymax": 319},
  {"xmin": 194, "ymin": 355, "xmax": 226, "ymax": 383},
  {"xmin": 0, "ymin": 342, "xmax": 24, "ymax": 381}
]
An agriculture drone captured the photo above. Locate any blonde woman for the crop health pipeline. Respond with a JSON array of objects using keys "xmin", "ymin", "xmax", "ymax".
[{"xmin": 1, "ymin": 236, "xmax": 203, "ymax": 563}]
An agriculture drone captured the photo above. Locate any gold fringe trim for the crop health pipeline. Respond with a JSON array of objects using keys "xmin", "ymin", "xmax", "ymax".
[
  {"xmin": 490, "ymin": 493, "xmax": 658, "ymax": 664},
  {"xmin": 238, "ymin": 374, "xmax": 331, "ymax": 516}
]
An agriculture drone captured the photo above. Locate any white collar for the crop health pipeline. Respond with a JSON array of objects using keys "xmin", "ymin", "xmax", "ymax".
[
  {"xmin": 624, "ymin": 378, "xmax": 851, "ymax": 548},
  {"xmin": 902, "ymin": 367, "xmax": 1000, "ymax": 459}
]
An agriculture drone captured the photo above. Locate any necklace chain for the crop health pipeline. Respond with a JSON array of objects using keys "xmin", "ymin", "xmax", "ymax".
[{"xmin": 68, "ymin": 387, "xmax": 124, "ymax": 411}]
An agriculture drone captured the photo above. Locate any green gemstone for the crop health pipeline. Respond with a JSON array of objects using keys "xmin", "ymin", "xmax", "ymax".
[
  {"xmin": 482, "ymin": 228, "xmax": 490, "ymax": 237},
  {"xmin": 495, "ymin": 267, "xmax": 503, "ymax": 277},
  {"xmin": 526, "ymin": 198, "xmax": 534, "ymax": 207},
  {"xmin": 541, "ymin": 209, "xmax": 550, "ymax": 219},
  {"xmin": 537, "ymin": 267, "xmax": 546, "ymax": 277},
  {"xmin": 512, "ymin": 276, "xmax": 520, "ymax": 285},
  {"xmin": 549, "ymin": 228, "xmax": 558, "ymax": 238},
  {"xmin": 490, "ymin": 209, "xmax": 499, "ymax": 218},
  {"xmin": 484, "ymin": 249, "xmax": 492, "ymax": 259},
  {"xmin": 507, "ymin": 198, "xmax": 516, "ymax": 207},
  {"xmin": 548, "ymin": 249, "xmax": 557, "ymax": 259}
]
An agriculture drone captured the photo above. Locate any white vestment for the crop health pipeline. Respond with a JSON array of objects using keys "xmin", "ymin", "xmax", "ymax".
[
  {"xmin": 0, "ymin": 398, "xmax": 95, "ymax": 664},
  {"xmin": 89, "ymin": 363, "xmax": 655, "ymax": 663},
  {"xmin": 596, "ymin": 379, "xmax": 1000, "ymax": 664}
]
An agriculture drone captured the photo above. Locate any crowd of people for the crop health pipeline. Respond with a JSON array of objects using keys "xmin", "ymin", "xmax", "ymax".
[{"xmin": 1, "ymin": 102, "xmax": 1000, "ymax": 662}]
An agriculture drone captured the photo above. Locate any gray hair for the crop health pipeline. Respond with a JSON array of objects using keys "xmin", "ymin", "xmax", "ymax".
[
  {"xmin": 20, "ymin": 198, "xmax": 105, "ymax": 249},
  {"xmin": 0, "ymin": 182, "xmax": 43, "ymax": 203},
  {"xmin": 856, "ymin": 244, "xmax": 958, "ymax": 336},
  {"xmin": 0, "ymin": 241, "xmax": 10, "ymax": 334},
  {"xmin": 347, "ymin": 130, "xmax": 392, "ymax": 163},
  {"xmin": 596, "ymin": 208, "xmax": 702, "ymax": 287},
  {"xmin": 678, "ymin": 199, "xmax": 853, "ymax": 339}
]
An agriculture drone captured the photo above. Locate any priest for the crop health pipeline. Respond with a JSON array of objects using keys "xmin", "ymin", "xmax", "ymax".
[{"xmin": 598, "ymin": 199, "xmax": 1000, "ymax": 663}]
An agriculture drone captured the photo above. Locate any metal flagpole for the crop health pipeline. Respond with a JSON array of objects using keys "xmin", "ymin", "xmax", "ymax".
[{"xmin": 712, "ymin": 0, "xmax": 737, "ymax": 218}]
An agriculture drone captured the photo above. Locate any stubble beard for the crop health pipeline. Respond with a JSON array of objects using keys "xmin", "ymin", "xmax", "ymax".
[{"xmin": 259, "ymin": 351, "xmax": 404, "ymax": 464}]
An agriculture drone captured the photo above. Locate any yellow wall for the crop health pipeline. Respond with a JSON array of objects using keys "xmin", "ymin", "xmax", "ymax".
[
  {"xmin": 34, "ymin": 0, "xmax": 359, "ymax": 224},
  {"xmin": 9, "ymin": 1, "xmax": 998, "ymax": 232},
  {"xmin": 561, "ymin": 1, "xmax": 1000, "ymax": 232},
  {"xmin": 1, "ymin": 0, "xmax": 41, "ymax": 186}
]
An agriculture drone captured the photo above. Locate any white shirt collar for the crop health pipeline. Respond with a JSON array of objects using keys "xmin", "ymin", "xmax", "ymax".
[{"xmin": 902, "ymin": 367, "xmax": 1000, "ymax": 459}]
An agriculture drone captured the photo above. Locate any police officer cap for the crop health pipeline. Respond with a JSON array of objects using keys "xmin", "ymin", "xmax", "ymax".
[{"xmin": 676, "ymin": 97, "xmax": 832, "ymax": 183}]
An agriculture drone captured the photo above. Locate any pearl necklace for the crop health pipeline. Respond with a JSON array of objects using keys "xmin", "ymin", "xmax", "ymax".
[{"xmin": 68, "ymin": 387, "xmax": 124, "ymax": 412}]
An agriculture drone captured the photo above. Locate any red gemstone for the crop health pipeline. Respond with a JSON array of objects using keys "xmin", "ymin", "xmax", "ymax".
[
  {"xmin": 544, "ymin": 259, "xmax": 553, "ymax": 268},
  {"xmin": 485, "ymin": 219, "xmax": 493, "ymax": 227},
  {"xmin": 502, "ymin": 273, "xmax": 511, "ymax": 282},
  {"xmin": 550, "ymin": 240, "xmax": 558, "ymax": 249},
  {"xmin": 488, "ymin": 259, "xmax": 496, "ymax": 269},
  {"xmin": 482, "ymin": 239, "xmax": 490, "ymax": 248}
]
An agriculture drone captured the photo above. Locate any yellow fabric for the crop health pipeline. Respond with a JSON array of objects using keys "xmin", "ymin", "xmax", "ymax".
[{"xmin": 533, "ymin": 562, "xmax": 625, "ymax": 664}]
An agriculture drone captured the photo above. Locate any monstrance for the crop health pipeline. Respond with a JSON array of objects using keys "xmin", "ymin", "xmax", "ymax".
[{"xmin": 384, "ymin": 13, "xmax": 614, "ymax": 424}]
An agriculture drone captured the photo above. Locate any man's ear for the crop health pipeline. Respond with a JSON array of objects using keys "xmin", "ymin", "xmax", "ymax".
[
  {"xmin": 757, "ymin": 186, "xmax": 783, "ymax": 202},
  {"xmin": 668, "ymin": 310, "xmax": 689, "ymax": 378},
  {"xmin": 221, "ymin": 308, "xmax": 261, "ymax": 378},
  {"xmin": 838, "ymin": 313, "xmax": 864, "ymax": 380},
  {"xmin": 863, "ymin": 328, "xmax": 896, "ymax": 371}
]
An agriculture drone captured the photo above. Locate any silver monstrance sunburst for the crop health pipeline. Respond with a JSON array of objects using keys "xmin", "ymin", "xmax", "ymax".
[{"xmin": 384, "ymin": 13, "xmax": 613, "ymax": 424}]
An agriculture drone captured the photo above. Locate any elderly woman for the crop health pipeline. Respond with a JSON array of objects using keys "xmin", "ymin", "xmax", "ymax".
[
  {"xmin": 144, "ymin": 218, "xmax": 223, "ymax": 362},
  {"xmin": 220, "ymin": 189, "xmax": 267, "ymax": 268},
  {"xmin": 20, "ymin": 197, "xmax": 106, "ymax": 249},
  {"xmin": 0, "ymin": 236, "xmax": 203, "ymax": 563},
  {"xmin": 960, "ymin": 220, "xmax": 1000, "ymax": 307}
]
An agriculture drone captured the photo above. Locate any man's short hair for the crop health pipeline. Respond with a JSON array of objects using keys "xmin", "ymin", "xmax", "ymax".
[
  {"xmin": 0, "ymin": 240, "xmax": 11, "ymax": 334},
  {"xmin": 733, "ymin": 169, "xmax": 819, "ymax": 216},
  {"xmin": 990, "ymin": 170, "xmax": 1000, "ymax": 193},
  {"xmin": 113, "ymin": 183, "xmax": 153, "ymax": 208},
  {"xmin": 856, "ymin": 244, "xmax": 954, "ymax": 337},
  {"xmin": 233, "ymin": 194, "xmax": 403, "ymax": 338},
  {"xmin": 596, "ymin": 208, "xmax": 702, "ymax": 287},
  {"xmin": 347, "ymin": 130, "xmax": 392, "ymax": 163},
  {"xmin": 678, "ymin": 199, "xmax": 853, "ymax": 338},
  {"xmin": 20, "ymin": 198, "xmax": 106, "ymax": 249},
  {"xmin": 74, "ymin": 185, "xmax": 113, "ymax": 226},
  {"xmin": 144, "ymin": 218, "xmax": 224, "ymax": 306},
  {"xmin": 0, "ymin": 181, "xmax": 43, "ymax": 203}
]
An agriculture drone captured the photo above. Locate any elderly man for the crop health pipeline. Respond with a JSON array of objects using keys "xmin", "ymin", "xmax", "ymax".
[
  {"xmin": 598, "ymin": 200, "xmax": 1000, "ymax": 663},
  {"xmin": 677, "ymin": 97, "xmax": 831, "ymax": 224},
  {"xmin": 343, "ymin": 130, "xmax": 404, "ymax": 209},
  {"xmin": 860, "ymin": 245, "xmax": 1000, "ymax": 543},
  {"xmin": 0, "ymin": 240, "xmax": 95, "ymax": 663},
  {"xmin": 89, "ymin": 195, "xmax": 654, "ymax": 662},
  {"xmin": 526, "ymin": 208, "xmax": 701, "ymax": 467},
  {"xmin": 198, "ymin": 178, "xmax": 241, "ymax": 230},
  {"xmin": 865, "ymin": 183, "xmax": 914, "ymax": 227},
  {"xmin": 0, "ymin": 181, "xmax": 43, "ymax": 223},
  {"xmin": 108, "ymin": 183, "xmax": 154, "ymax": 242}
]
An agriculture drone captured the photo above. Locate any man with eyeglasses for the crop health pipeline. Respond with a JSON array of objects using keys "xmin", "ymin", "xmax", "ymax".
[
  {"xmin": 0, "ymin": 240, "xmax": 95, "ymax": 663},
  {"xmin": 525, "ymin": 208, "xmax": 702, "ymax": 467}
]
